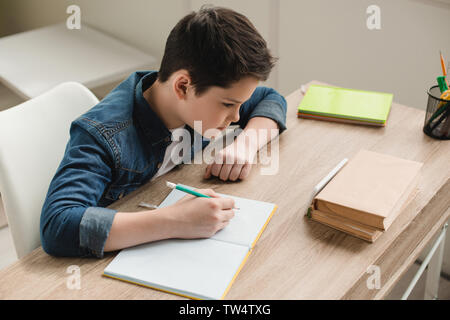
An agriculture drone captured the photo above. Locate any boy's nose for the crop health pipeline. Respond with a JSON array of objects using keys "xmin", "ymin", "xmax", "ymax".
[{"xmin": 229, "ymin": 106, "xmax": 240, "ymax": 122}]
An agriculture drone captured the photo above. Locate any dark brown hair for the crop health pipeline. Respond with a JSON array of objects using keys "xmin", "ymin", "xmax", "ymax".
[{"xmin": 158, "ymin": 6, "xmax": 277, "ymax": 95}]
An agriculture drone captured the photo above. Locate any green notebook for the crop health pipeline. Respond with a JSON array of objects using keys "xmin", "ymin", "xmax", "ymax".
[{"xmin": 297, "ymin": 85, "xmax": 393, "ymax": 126}]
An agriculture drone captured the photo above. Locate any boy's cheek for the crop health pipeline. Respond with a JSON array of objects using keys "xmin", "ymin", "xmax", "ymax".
[
  {"xmin": 187, "ymin": 107, "xmax": 227, "ymax": 136},
  {"xmin": 201, "ymin": 121, "xmax": 226, "ymax": 138}
]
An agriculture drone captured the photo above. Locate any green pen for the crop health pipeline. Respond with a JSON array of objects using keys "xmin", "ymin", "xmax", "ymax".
[
  {"xmin": 166, "ymin": 181, "xmax": 211, "ymax": 197},
  {"xmin": 166, "ymin": 181, "xmax": 239, "ymax": 209}
]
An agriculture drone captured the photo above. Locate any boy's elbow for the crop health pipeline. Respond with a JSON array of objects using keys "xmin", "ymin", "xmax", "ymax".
[
  {"xmin": 281, "ymin": 95, "xmax": 287, "ymax": 112},
  {"xmin": 41, "ymin": 227, "xmax": 85, "ymax": 258},
  {"xmin": 41, "ymin": 231, "xmax": 60, "ymax": 257},
  {"xmin": 41, "ymin": 230, "xmax": 86, "ymax": 258},
  {"xmin": 278, "ymin": 96, "xmax": 288, "ymax": 133},
  {"xmin": 269, "ymin": 88, "xmax": 288, "ymax": 115},
  {"xmin": 40, "ymin": 206, "xmax": 86, "ymax": 257},
  {"xmin": 40, "ymin": 217, "xmax": 67, "ymax": 257},
  {"xmin": 274, "ymin": 92, "xmax": 287, "ymax": 114}
]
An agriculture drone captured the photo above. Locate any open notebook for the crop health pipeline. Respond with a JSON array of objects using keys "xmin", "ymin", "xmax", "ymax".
[{"xmin": 103, "ymin": 185, "xmax": 277, "ymax": 300}]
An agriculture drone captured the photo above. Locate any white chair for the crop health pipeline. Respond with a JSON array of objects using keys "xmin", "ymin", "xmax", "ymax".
[{"xmin": 0, "ymin": 82, "xmax": 99, "ymax": 258}]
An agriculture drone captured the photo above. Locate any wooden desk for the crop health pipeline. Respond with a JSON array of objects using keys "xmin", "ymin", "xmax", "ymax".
[{"xmin": 0, "ymin": 81, "xmax": 449, "ymax": 299}]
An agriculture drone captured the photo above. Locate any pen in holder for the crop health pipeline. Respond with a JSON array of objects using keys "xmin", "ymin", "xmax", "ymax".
[{"xmin": 423, "ymin": 85, "xmax": 450, "ymax": 140}]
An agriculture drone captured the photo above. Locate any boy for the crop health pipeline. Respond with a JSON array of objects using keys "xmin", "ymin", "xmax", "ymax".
[{"xmin": 40, "ymin": 6, "xmax": 287, "ymax": 258}]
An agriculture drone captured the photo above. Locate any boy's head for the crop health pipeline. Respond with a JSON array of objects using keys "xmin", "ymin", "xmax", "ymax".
[
  {"xmin": 155, "ymin": 6, "xmax": 276, "ymax": 136},
  {"xmin": 159, "ymin": 6, "xmax": 275, "ymax": 95}
]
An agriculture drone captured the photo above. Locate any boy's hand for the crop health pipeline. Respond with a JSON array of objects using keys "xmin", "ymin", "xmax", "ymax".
[
  {"xmin": 203, "ymin": 139, "xmax": 257, "ymax": 181},
  {"xmin": 169, "ymin": 189, "xmax": 236, "ymax": 238},
  {"xmin": 203, "ymin": 117, "xmax": 279, "ymax": 181}
]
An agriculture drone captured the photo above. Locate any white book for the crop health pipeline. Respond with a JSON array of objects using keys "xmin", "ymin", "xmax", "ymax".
[{"xmin": 103, "ymin": 185, "xmax": 277, "ymax": 300}]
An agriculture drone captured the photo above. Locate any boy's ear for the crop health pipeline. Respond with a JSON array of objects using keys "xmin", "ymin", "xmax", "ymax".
[{"xmin": 173, "ymin": 70, "xmax": 192, "ymax": 100}]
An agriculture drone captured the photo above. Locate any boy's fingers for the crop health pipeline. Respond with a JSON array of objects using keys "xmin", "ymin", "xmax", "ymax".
[
  {"xmin": 204, "ymin": 164, "xmax": 212, "ymax": 179},
  {"xmin": 195, "ymin": 188, "xmax": 220, "ymax": 198},
  {"xmin": 239, "ymin": 163, "xmax": 252, "ymax": 180},
  {"xmin": 211, "ymin": 163, "xmax": 222, "ymax": 177},
  {"xmin": 179, "ymin": 189, "xmax": 220, "ymax": 203},
  {"xmin": 220, "ymin": 208, "xmax": 235, "ymax": 221},
  {"xmin": 214, "ymin": 197, "xmax": 235, "ymax": 210},
  {"xmin": 219, "ymin": 164, "xmax": 233, "ymax": 181},
  {"xmin": 229, "ymin": 164, "xmax": 244, "ymax": 181},
  {"xmin": 217, "ymin": 220, "xmax": 230, "ymax": 231}
]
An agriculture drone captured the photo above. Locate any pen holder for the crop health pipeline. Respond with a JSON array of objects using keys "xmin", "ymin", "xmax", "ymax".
[{"xmin": 423, "ymin": 85, "xmax": 450, "ymax": 140}]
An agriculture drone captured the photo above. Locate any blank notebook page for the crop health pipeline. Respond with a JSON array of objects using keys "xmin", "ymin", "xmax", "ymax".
[
  {"xmin": 104, "ymin": 185, "xmax": 277, "ymax": 300},
  {"xmin": 158, "ymin": 186, "xmax": 276, "ymax": 248},
  {"xmin": 104, "ymin": 238, "xmax": 249, "ymax": 300}
]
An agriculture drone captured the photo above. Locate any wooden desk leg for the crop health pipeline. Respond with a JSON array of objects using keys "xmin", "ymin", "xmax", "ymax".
[{"xmin": 424, "ymin": 223, "xmax": 448, "ymax": 300}]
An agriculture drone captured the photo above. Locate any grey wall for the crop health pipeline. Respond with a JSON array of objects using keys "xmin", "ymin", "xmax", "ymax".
[{"xmin": 1, "ymin": 0, "xmax": 449, "ymax": 110}]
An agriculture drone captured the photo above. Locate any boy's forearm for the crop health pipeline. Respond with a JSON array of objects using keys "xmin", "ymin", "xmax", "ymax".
[
  {"xmin": 236, "ymin": 116, "xmax": 280, "ymax": 154},
  {"xmin": 103, "ymin": 207, "xmax": 175, "ymax": 252}
]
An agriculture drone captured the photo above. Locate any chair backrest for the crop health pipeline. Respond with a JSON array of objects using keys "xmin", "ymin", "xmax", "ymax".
[{"xmin": 0, "ymin": 82, "xmax": 99, "ymax": 258}]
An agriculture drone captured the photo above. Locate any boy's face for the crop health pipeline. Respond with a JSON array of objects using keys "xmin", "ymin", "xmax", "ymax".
[{"xmin": 180, "ymin": 76, "xmax": 259, "ymax": 138}]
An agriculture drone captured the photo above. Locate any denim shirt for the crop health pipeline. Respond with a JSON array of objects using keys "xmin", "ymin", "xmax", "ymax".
[{"xmin": 40, "ymin": 71, "xmax": 287, "ymax": 258}]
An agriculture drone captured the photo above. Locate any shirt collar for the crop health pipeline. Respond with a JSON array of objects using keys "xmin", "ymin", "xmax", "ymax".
[{"xmin": 134, "ymin": 71, "xmax": 172, "ymax": 147}]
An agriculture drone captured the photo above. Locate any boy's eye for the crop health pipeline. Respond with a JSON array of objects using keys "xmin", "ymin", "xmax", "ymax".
[{"xmin": 223, "ymin": 103, "xmax": 235, "ymax": 108}]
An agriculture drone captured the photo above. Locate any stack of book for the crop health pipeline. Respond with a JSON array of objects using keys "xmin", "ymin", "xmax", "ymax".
[
  {"xmin": 307, "ymin": 149, "xmax": 423, "ymax": 242},
  {"xmin": 297, "ymin": 84, "xmax": 394, "ymax": 126}
]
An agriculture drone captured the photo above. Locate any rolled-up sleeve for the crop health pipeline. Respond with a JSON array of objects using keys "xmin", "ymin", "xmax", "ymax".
[
  {"xmin": 79, "ymin": 207, "xmax": 117, "ymax": 258},
  {"xmin": 40, "ymin": 122, "xmax": 117, "ymax": 258},
  {"xmin": 233, "ymin": 86, "xmax": 287, "ymax": 133}
]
